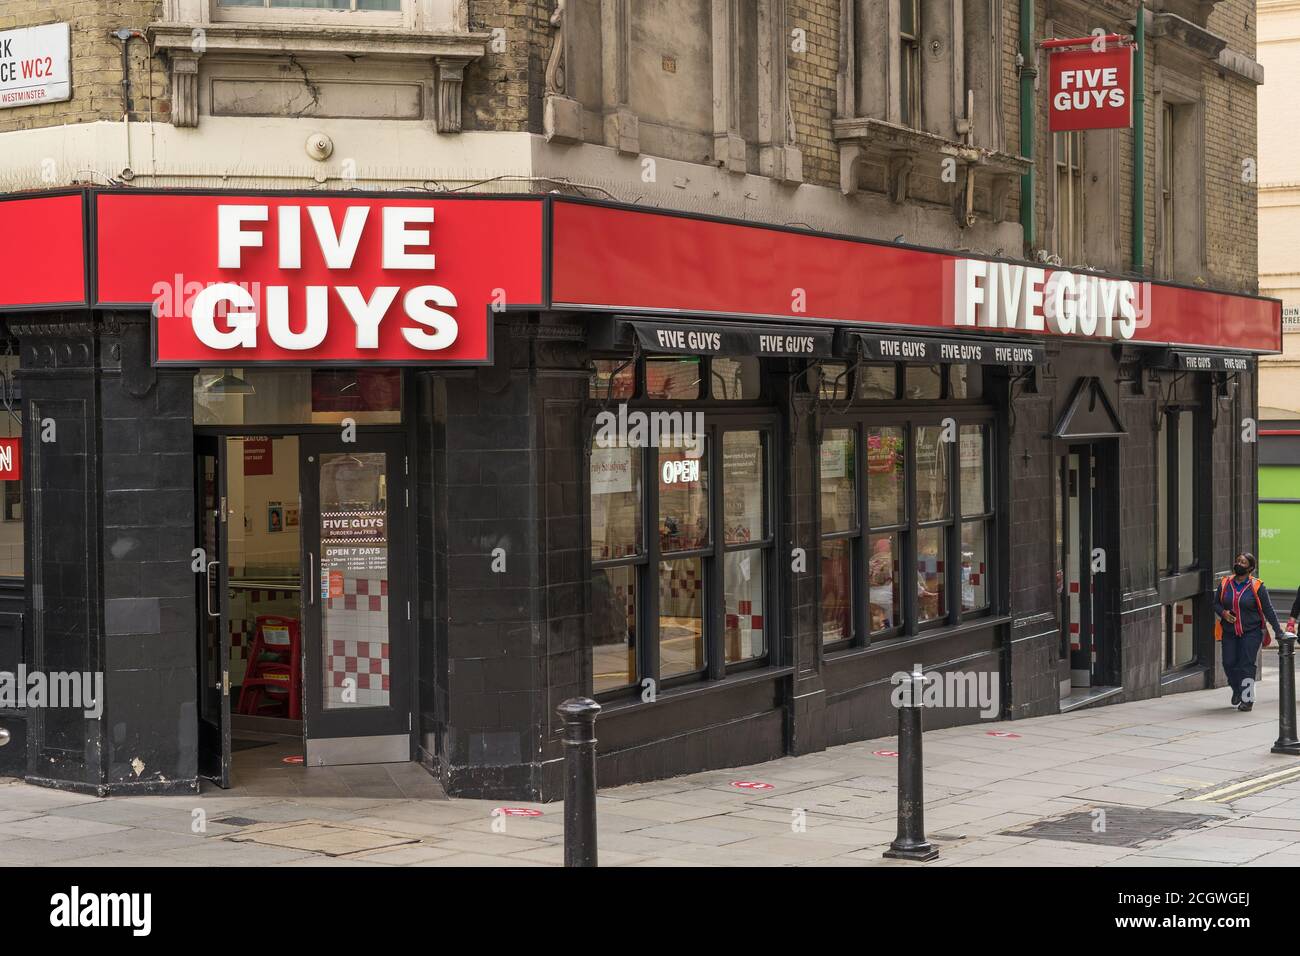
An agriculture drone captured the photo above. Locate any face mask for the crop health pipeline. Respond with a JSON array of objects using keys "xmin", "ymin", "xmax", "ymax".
[{"xmin": 1234, "ymin": 564, "xmax": 1250, "ymax": 576}]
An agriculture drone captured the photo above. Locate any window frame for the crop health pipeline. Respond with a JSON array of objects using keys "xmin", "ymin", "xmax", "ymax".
[
  {"xmin": 899, "ymin": 0, "xmax": 922, "ymax": 129},
  {"xmin": 819, "ymin": 367, "xmax": 996, "ymax": 651},
  {"xmin": 1053, "ymin": 129, "xmax": 1085, "ymax": 263},
  {"xmin": 1156, "ymin": 403, "xmax": 1204, "ymax": 672},
  {"xmin": 586, "ymin": 354, "xmax": 777, "ymax": 701},
  {"xmin": 1160, "ymin": 103, "xmax": 1175, "ymax": 278},
  {"xmin": 1157, "ymin": 405, "xmax": 1201, "ymax": 577},
  {"xmin": 210, "ymin": 0, "xmax": 414, "ymax": 29}
]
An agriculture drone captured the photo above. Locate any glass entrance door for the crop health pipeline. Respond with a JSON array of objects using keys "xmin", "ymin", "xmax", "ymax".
[
  {"xmin": 1059, "ymin": 444, "xmax": 1107, "ymax": 689},
  {"xmin": 196, "ymin": 436, "xmax": 232, "ymax": 787},
  {"xmin": 300, "ymin": 434, "xmax": 411, "ymax": 765}
]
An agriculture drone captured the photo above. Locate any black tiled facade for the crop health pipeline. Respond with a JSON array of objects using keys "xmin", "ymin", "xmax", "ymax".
[{"xmin": 0, "ymin": 309, "xmax": 1264, "ymax": 800}]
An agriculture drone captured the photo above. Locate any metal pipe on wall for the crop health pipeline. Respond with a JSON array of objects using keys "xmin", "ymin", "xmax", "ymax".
[
  {"xmin": 1132, "ymin": 3, "xmax": 1146, "ymax": 273},
  {"xmin": 1019, "ymin": 0, "xmax": 1036, "ymax": 249}
]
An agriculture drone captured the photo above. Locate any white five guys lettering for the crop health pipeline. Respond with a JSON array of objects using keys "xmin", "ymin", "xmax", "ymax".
[
  {"xmin": 190, "ymin": 205, "xmax": 458, "ymax": 352},
  {"xmin": 953, "ymin": 259, "xmax": 1138, "ymax": 340}
]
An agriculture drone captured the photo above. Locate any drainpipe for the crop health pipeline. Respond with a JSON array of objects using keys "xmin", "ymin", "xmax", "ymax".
[
  {"xmin": 1132, "ymin": 4, "xmax": 1146, "ymax": 274},
  {"xmin": 110, "ymin": 29, "xmax": 146, "ymax": 177},
  {"xmin": 1018, "ymin": 0, "xmax": 1036, "ymax": 251}
]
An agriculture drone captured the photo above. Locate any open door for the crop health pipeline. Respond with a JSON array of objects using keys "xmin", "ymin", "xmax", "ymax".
[
  {"xmin": 196, "ymin": 435, "xmax": 233, "ymax": 788},
  {"xmin": 300, "ymin": 433, "xmax": 412, "ymax": 766}
]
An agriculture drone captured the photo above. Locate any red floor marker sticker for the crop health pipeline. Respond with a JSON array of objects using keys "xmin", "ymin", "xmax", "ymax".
[
  {"xmin": 730, "ymin": 780, "xmax": 774, "ymax": 790},
  {"xmin": 986, "ymin": 731, "xmax": 1021, "ymax": 739},
  {"xmin": 493, "ymin": 807, "xmax": 543, "ymax": 817},
  {"xmin": 873, "ymin": 750, "xmax": 899, "ymax": 757},
  {"xmin": 282, "ymin": 755, "xmax": 304, "ymax": 765}
]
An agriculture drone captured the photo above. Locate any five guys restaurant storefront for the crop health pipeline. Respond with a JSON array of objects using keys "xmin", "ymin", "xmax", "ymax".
[{"xmin": 0, "ymin": 188, "xmax": 1282, "ymax": 799}]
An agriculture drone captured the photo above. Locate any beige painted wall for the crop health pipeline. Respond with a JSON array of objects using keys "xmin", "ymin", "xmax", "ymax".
[{"xmin": 1259, "ymin": 0, "xmax": 1300, "ymax": 417}]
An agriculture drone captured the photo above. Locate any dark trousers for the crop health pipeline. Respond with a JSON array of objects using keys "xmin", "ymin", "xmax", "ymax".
[{"xmin": 1222, "ymin": 628, "xmax": 1265, "ymax": 698}]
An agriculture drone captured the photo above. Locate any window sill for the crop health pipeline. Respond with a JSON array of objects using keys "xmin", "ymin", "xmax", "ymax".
[
  {"xmin": 832, "ymin": 117, "xmax": 1029, "ymax": 214},
  {"xmin": 823, "ymin": 613, "xmax": 1011, "ymax": 665},
  {"xmin": 147, "ymin": 21, "xmax": 490, "ymax": 130},
  {"xmin": 597, "ymin": 664, "xmax": 794, "ymax": 717}
]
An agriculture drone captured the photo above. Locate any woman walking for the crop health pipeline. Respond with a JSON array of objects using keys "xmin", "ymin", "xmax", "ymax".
[{"xmin": 1213, "ymin": 552, "xmax": 1284, "ymax": 712}]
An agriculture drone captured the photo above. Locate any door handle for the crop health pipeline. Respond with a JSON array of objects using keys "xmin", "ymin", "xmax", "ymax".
[
  {"xmin": 205, "ymin": 560, "xmax": 221, "ymax": 619},
  {"xmin": 308, "ymin": 552, "xmax": 315, "ymax": 605}
]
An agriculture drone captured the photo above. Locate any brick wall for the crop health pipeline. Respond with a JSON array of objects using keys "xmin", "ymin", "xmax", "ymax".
[
  {"xmin": 464, "ymin": 0, "xmax": 547, "ymax": 132},
  {"xmin": 0, "ymin": 1, "xmax": 169, "ymax": 134},
  {"xmin": 787, "ymin": 0, "xmax": 839, "ymax": 189}
]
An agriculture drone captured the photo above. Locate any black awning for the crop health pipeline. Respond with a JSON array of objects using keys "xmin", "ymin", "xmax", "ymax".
[
  {"xmin": 838, "ymin": 330, "xmax": 1047, "ymax": 367},
  {"xmin": 1151, "ymin": 349, "xmax": 1254, "ymax": 372},
  {"xmin": 595, "ymin": 317, "xmax": 835, "ymax": 358}
]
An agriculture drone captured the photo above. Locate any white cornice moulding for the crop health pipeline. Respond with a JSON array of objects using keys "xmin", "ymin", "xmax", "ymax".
[
  {"xmin": 147, "ymin": 22, "xmax": 489, "ymax": 131},
  {"xmin": 149, "ymin": 22, "xmax": 490, "ymax": 59}
]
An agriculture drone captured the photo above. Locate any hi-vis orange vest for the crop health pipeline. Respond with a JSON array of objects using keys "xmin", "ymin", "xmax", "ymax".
[{"xmin": 1215, "ymin": 575, "xmax": 1262, "ymax": 641}]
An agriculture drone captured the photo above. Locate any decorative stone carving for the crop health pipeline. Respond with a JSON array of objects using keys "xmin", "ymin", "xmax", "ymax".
[
  {"xmin": 170, "ymin": 53, "xmax": 201, "ymax": 128},
  {"xmin": 887, "ymin": 154, "xmax": 913, "ymax": 204},
  {"xmin": 435, "ymin": 57, "xmax": 470, "ymax": 134},
  {"xmin": 543, "ymin": 0, "xmax": 584, "ymax": 143},
  {"xmin": 545, "ymin": 0, "xmax": 567, "ymax": 96}
]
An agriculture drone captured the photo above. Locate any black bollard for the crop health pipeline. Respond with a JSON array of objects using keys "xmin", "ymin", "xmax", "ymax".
[
  {"xmin": 1273, "ymin": 633, "xmax": 1300, "ymax": 756},
  {"xmin": 883, "ymin": 668, "xmax": 939, "ymax": 862},
  {"xmin": 557, "ymin": 697, "xmax": 601, "ymax": 867}
]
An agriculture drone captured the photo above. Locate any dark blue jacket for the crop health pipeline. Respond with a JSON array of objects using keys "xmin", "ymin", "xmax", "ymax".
[{"xmin": 1213, "ymin": 576, "xmax": 1283, "ymax": 638}]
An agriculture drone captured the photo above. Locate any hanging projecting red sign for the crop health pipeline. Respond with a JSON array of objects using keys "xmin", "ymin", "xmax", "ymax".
[{"xmin": 1046, "ymin": 36, "xmax": 1134, "ymax": 132}]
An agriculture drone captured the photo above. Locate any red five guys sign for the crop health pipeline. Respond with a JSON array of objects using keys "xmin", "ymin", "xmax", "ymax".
[
  {"xmin": 95, "ymin": 193, "xmax": 545, "ymax": 365},
  {"xmin": 1046, "ymin": 36, "xmax": 1134, "ymax": 132}
]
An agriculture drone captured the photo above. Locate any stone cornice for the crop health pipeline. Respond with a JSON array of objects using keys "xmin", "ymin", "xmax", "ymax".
[
  {"xmin": 1148, "ymin": 11, "xmax": 1229, "ymax": 60},
  {"xmin": 1217, "ymin": 47, "xmax": 1266, "ymax": 84},
  {"xmin": 148, "ymin": 22, "xmax": 490, "ymax": 60}
]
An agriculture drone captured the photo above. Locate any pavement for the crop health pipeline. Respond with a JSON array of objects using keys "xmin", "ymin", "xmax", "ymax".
[{"xmin": 4, "ymin": 655, "xmax": 1300, "ymax": 867}]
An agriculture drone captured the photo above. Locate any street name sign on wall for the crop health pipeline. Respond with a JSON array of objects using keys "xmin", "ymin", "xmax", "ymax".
[
  {"xmin": 0, "ymin": 23, "xmax": 71, "ymax": 109},
  {"xmin": 1046, "ymin": 37, "xmax": 1134, "ymax": 132}
]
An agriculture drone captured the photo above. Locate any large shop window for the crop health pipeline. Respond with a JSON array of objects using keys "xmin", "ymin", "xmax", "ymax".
[
  {"xmin": 0, "ymin": 353, "xmax": 20, "ymax": 579},
  {"xmin": 1156, "ymin": 407, "xmax": 1201, "ymax": 670},
  {"xmin": 589, "ymin": 355, "xmax": 773, "ymax": 696},
  {"xmin": 819, "ymin": 381, "xmax": 994, "ymax": 647}
]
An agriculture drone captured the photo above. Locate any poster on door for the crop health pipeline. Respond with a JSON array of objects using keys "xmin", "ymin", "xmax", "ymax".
[
  {"xmin": 243, "ymin": 436, "xmax": 273, "ymax": 476},
  {"xmin": 321, "ymin": 509, "xmax": 388, "ymax": 574}
]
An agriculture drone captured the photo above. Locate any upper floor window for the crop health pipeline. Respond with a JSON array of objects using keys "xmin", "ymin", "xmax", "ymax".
[
  {"xmin": 1161, "ymin": 104, "xmax": 1176, "ymax": 277},
  {"xmin": 1156, "ymin": 93, "xmax": 1202, "ymax": 280},
  {"xmin": 1054, "ymin": 131, "xmax": 1084, "ymax": 263},
  {"xmin": 218, "ymin": 0, "xmax": 401, "ymax": 12},
  {"xmin": 212, "ymin": 0, "xmax": 429, "ymax": 28},
  {"xmin": 899, "ymin": 0, "xmax": 922, "ymax": 128}
]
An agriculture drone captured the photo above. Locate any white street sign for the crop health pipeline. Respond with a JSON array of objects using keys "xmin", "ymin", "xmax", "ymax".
[{"xmin": 0, "ymin": 23, "xmax": 71, "ymax": 110}]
